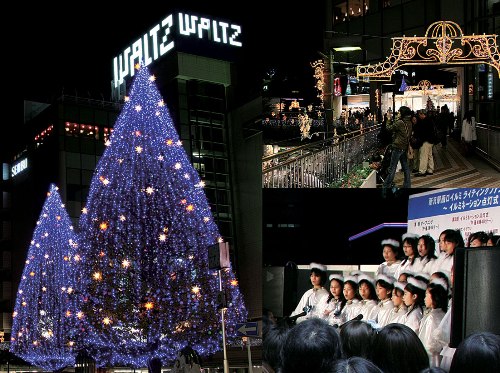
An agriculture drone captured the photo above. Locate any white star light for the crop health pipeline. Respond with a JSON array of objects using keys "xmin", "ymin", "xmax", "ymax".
[{"xmin": 135, "ymin": 105, "xmax": 142, "ymax": 112}]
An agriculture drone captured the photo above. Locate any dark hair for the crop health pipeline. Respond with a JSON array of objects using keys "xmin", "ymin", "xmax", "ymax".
[
  {"xmin": 463, "ymin": 109, "xmax": 475, "ymax": 123},
  {"xmin": 399, "ymin": 106, "xmax": 412, "ymax": 117},
  {"xmin": 376, "ymin": 278, "xmax": 394, "ymax": 298},
  {"xmin": 487, "ymin": 232, "xmax": 500, "ymax": 246},
  {"xmin": 467, "ymin": 231, "xmax": 489, "ymax": 247},
  {"xmin": 263, "ymin": 307, "xmax": 276, "ymax": 338},
  {"xmin": 344, "ymin": 279, "xmax": 362, "ymax": 301},
  {"xmin": 280, "ymin": 318, "xmax": 342, "ymax": 373},
  {"xmin": 449, "ymin": 332, "xmax": 500, "ymax": 373},
  {"xmin": 332, "ymin": 357, "xmax": 383, "ymax": 373},
  {"xmin": 358, "ymin": 279, "xmax": 377, "ymax": 301},
  {"xmin": 419, "ymin": 234, "xmax": 437, "ymax": 260},
  {"xmin": 263, "ymin": 323, "xmax": 290, "ymax": 371},
  {"xmin": 327, "ymin": 278, "xmax": 347, "ymax": 309},
  {"xmin": 402, "ymin": 235, "xmax": 419, "ymax": 266},
  {"xmin": 427, "ymin": 282, "xmax": 448, "ymax": 312},
  {"xmin": 340, "ymin": 320, "xmax": 376, "ymax": 359},
  {"xmin": 441, "ymin": 229, "xmax": 465, "ymax": 249},
  {"xmin": 404, "ymin": 282, "xmax": 426, "ymax": 307},
  {"xmin": 311, "ymin": 267, "xmax": 328, "ymax": 287},
  {"xmin": 372, "ymin": 323, "xmax": 430, "ymax": 373},
  {"xmin": 430, "ymin": 271, "xmax": 450, "ymax": 293}
]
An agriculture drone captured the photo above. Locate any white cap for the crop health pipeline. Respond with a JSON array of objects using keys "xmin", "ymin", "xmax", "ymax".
[
  {"xmin": 394, "ymin": 281, "xmax": 406, "ymax": 292},
  {"xmin": 310, "ymin": 262, "xmax": 327, "ymax": 272},
  {"xmin": 381, "ymin": 239, "xmax": 400, "ymax": 248},
  {"xmin": 329, "ymin": 273, "xmax": 344, "ymax": 282},
  {"xmin": 344, "ymin": 275, "xmax": 358, "ymax": 284},
  {"xmin": 376, "ymin": 274, "xmax": 395, "ymax": 286},
  {"xmin": 430, "ymin": 277, "xmax": 449, "ymax": 291},
  {"xmin": 406, "ymin": 277, "xmax": 427, "ymax": 291},
  {"xmin": 415, "ymin": 272, "xmax": 431, "ymax": 282},
  {"xmin": 402, "ymin": 232, "xmax": 420, "ymax": 241},
  {"xmin": 350, "ymin": 270, "xmax": 363, "ymax": 277},
  {"xmin": 400, "ymin": 269, "xmax": 415, "ymax": 278},
  {"xmin": 358, "ymin": 274, "xmax": 375, "ymax": 287}
]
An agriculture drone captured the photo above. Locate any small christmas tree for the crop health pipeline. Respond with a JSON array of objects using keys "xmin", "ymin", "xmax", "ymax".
[
  {"xmin": 426, "ymin": 96, "xmax": 435, "ymax": 112},
  {"xmin": 10, "ymin": 184, "xmax": 80, "ymax": 372},
  {"xmin": 77, "ymin": 63, "xmax": 247, "ymax": 368}
]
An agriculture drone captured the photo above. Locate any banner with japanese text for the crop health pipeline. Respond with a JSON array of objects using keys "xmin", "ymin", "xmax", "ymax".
[{"xmin": 407, "ymin": 188, "xmax": 500, "ymax": 243}]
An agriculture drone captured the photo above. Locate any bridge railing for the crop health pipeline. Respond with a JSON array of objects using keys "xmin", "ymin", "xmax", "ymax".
[{"xmin": 262, "ymin": 125, "xmax": 381, "ymax": 188}]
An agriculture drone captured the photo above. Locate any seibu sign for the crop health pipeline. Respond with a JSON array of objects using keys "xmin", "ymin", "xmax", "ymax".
[{"xmin": 113, "ymin": 12, "xmax": 242, "ymax": 88}]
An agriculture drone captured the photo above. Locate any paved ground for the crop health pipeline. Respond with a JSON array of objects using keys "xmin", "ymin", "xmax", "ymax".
[{"xmin": 390, "ymin": 137, "xmax": 500, "ymax": 188}]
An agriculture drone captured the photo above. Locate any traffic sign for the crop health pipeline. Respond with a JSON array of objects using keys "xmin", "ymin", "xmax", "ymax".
[{"xmin": 235, "ymin": 322, "xmax": 259, "ymax": 337}]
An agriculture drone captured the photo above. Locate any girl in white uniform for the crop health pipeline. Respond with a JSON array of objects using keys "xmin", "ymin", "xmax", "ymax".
[
  {"xmin": 376, "ymin": 238, "xmax": 402, "ymax": 279},
  {"xmin": 357, "ymin": 274, "xmax": 378, "ymax": 322},
  {"xmin": 317, "ymin": 274, "xmax": 346, "ymax": 327},
  {"xmin": 387, "ymin": 281, "xmax": 408, "ymax": 324},
  {"xmin": 418, "ymin": 278, "xmax": 448, "ymax": 368},
  {"xmin": 417, "ymin": 234, "xmax": 438, "ymax": 275},
  {"xmin": 402, "ymin": 277, "xmax": 427, "ymax": 333},
  {"xmin": 290, "ymin": 262, "xmax": 329, "ymax": 323},
  {"xmin": 373, "ymin": 274, "xmax": 395, "ymax": 328},
  {"xmin": 433, "ymin": 229, "xmax": 464, "ymax": 275},
  {"xmin": 394, "ymin": 233, "xmax": 422, "ymax": 280},
  {"xmin": 339, "ymin": 275, "xmax": 362, "ymax": 326}
]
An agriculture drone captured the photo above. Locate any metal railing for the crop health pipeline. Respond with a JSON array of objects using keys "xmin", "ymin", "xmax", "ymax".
[
  {"xmin": 475, "ymin": 123, "xmax": 500, "ymax": 171},
  {"xmin": 262, "ymin": 125, "xmax": 381, "ymax": 188}
]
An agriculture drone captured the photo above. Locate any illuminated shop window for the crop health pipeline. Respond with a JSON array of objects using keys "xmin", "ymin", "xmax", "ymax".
[
  {"xmin": 65, "ymin": 122, "xmax": 100, "ymax": 139},
  {"xmin": 103, "ymin": 127, "xmax": 113, "ymax": 142}
]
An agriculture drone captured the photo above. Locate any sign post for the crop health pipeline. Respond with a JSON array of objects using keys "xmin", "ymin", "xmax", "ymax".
[{"xmin": 236, "ymin": 322, "xmax": 259, "ymax": 373}]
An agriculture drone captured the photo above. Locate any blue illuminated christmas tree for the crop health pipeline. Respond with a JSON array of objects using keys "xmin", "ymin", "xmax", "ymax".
[
  {"xmin": 10, "ymin": 184, "xmax": 80, "ymax": 372},
  {"xmin": 78, "ymin": 63, "xmax": 247, "ymax": 368}
]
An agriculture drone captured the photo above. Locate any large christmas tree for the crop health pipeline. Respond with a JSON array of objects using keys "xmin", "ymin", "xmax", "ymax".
[
  {"xmin": 10, "ymin": 184, "xmax": 80, "ymax": 371},
  {"xmin": 77, "ymin": 63, "xmax": 247, "ymax": 368}
]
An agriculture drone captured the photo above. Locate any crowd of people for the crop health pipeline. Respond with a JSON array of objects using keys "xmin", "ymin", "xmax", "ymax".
[
  {"xmin": 263, "ymin": 229, "xmax": 500, "ymax": 373},
  {"xmin": 379, "ymin": 104, "xmax": 477, "ymax": 195}
]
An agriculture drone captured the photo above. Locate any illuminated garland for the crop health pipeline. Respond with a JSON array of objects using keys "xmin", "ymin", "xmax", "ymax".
[
  {"xmin": 357, "ymin": 21, "xmax": 500, "ymax": 81},
  {"xmin": 10, "ymin": 184, "xmax": 80, "ymax": 371},
  {"xmin": 77, "ymin": 63, "xmax": 247, "ymax": 368}
]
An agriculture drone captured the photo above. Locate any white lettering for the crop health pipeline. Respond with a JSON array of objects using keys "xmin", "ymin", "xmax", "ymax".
[
  {"xmin": 213, "ymin": 20, "xmax": 221, "ymax": 42},
  {"xmin": 229, "ymin": 25, "xmax": 242, "ymax": 47},
  {"xmin": 112, "ymin": 11, "xmax": 242, "ymax": 90},
  {"xmin": 198, "ymin": 18, "xmax": 211, "ymax": 39},
  {"xmin": 179, "ymin": 13, "xmax": 198, "ymax": 36},
  {"xmin": 129, "ymin": 38, "xmax": 143, "ymax": 79},
  {"xmin": 159, "ymin": 15, "xmax": 174, "ymax": 57},
  {"xmin": 11, "ymin": 158, "xmax": 28, "ymax": 177},
  {"xmin": 218, "ymin": 22, "xmax": 229, "ymax": 44}
]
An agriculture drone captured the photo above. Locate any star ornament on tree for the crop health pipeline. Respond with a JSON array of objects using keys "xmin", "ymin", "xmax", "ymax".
[{"xmin": 77, "ymin": 62, "xmax": 247, "ymax": 368}]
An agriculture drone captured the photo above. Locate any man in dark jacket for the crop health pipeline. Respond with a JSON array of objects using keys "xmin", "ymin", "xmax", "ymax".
[{"xmin": 382, "ymin": 106, "xmax": 413, "ymax": 194}]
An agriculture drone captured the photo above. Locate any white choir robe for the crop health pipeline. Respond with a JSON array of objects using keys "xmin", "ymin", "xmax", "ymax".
[
  {"xmin": 433, "ymin": 253, "xmax": 453, "ymax": 275},
  {"xmin": 419, "ymin": 257, "xmax": 438, "ymax": 275},
  {"xmin": 394, "ymin": 257, "xmax": 422, "ymax": 280},
  {"xmin": 386, "ymin": 305, "xmax": 408, "ymax": 325},
  {"xmin": 376, "ymin": 260, "xmax": 401, "ymax": 279},
  {"xmin": 418, "ymin": 308, "xmax": 446, "ymax": 367},
  {"xmin": 290, "ymin": 287, "xmax": 329, "ymax": 323},
  {"xmin": 374, "ymin": 299, "xmax": 394, "ymax": 328},
  {"xmin": 323, "ymin": 298, "xmax": 344, "ymax": 326},
  {"xmin": 340, "ymin": 299, "xmax": 361, "ymax": 324},
  {"xmin": 403, "ymin": 304, "xmax": 424, "ymax": 333},
  {"xmin": 434, "ymin": 306, "xmax": 456, "ymax": 372},
  {"xmin": 358, "ymin": 299, "xmax": 378, "ymax": 321}
]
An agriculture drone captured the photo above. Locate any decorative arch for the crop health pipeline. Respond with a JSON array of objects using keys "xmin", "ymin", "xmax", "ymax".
[{"xmin": 357, "ymin": 21, "xmax": 500, "ymax": 81}]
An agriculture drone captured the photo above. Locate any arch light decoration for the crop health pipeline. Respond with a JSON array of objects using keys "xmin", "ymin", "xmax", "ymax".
[
  {"xmin": 405, "ymin": 80, "xmax": 444, "ymax": 95},
  {"xmin": 357, "ymin": 21, "xmax": 500, "ymax": 81}
]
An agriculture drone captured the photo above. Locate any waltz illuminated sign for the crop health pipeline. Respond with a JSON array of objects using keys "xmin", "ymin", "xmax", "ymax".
[
  {"xmin": 11, "ymin": 158, "xmax": 28, "ymax": 177},
  {"xmin": 113, "ymin": 12, "xmax": 243, "ymax": 88}
]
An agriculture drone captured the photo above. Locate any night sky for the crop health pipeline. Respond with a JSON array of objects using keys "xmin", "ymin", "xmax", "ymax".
[{"xmin": 16, "ymin": 2, "xmax": 324, "ymax": 102}]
